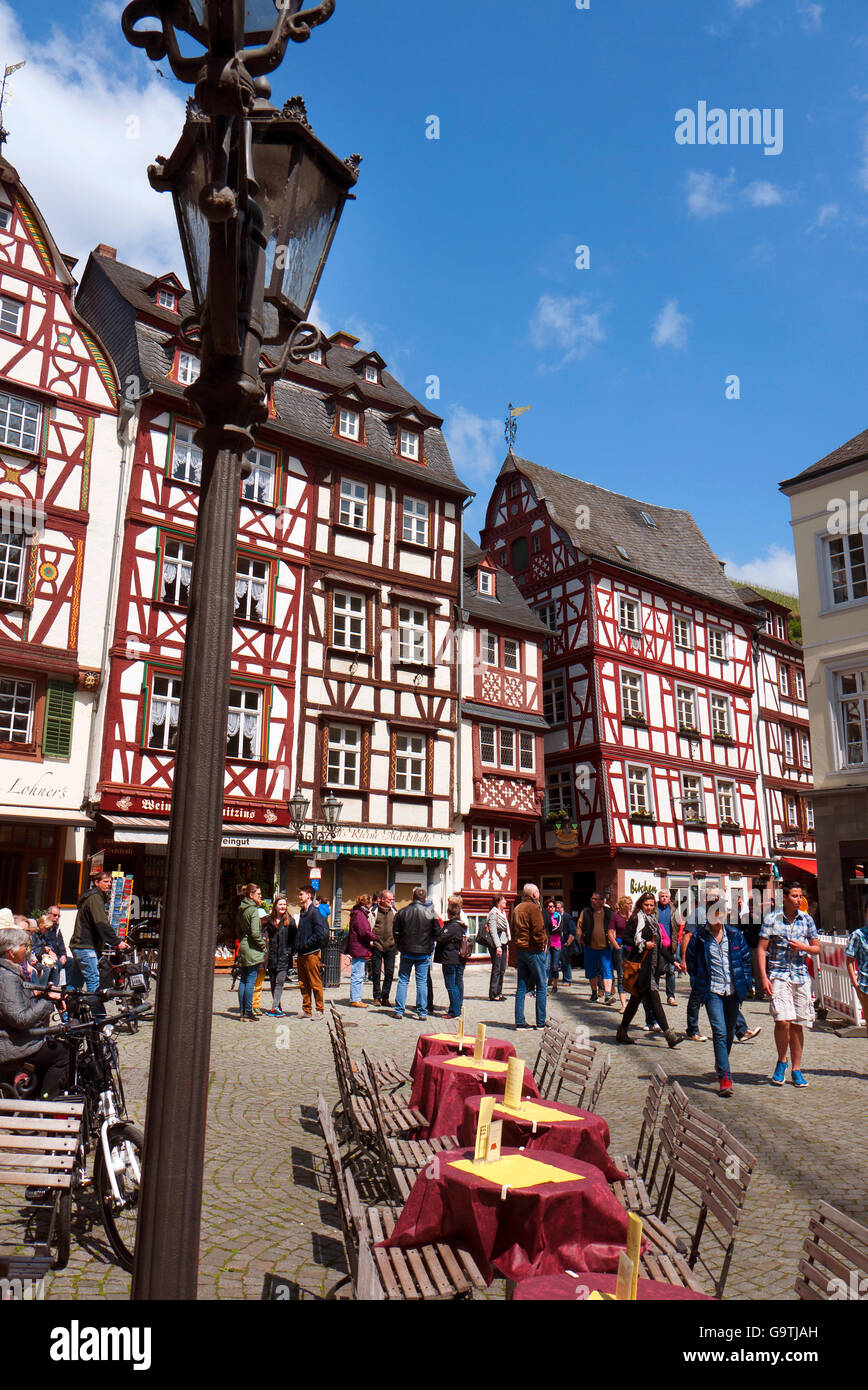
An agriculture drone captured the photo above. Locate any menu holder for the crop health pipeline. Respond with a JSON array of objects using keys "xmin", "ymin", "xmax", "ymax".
[
  {"xmin": 503, "ymin": 1055, "xmax": 524, "ymax": 1112},
  {"xmin": 615, "ymin": 1251, "xmax": 635, "ymax": 1301},
  {"xmin": 487, "ymin": 1119, "xmax": 502, "ymax": 1165},
  {"xmin": 626, "ymin": 1212, "xmax": 642, "ymax": 1301},
  {"xmin": 458, "ymin": 1006, "xmax": 465, "ymax": 1042},
  {"xmin": 473, "ymin": 1023, "xmax": 486, "ymax": 1063},
  {"xmin": 473, "ymin": 1095, "xmax": 497, "ymax": 1162}
]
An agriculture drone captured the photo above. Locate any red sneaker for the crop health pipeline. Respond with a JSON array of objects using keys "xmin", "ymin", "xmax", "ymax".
[{"xmin": 719, "ymin": 1075, "xmax": 733, "ymax": 1097}]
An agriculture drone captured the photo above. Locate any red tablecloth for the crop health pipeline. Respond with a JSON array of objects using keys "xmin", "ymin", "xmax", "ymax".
[
  {"xmin": 378, "ymin": 1146, "xmax": 633, "ymax": 1284},
  {"xmin": 410, "ymin": 1054, "xmax": 540, "ymax": 1140},
  {"xmin": 513, "ymin": 1272, "xmax": 713, "ymax": 1301},
  {"xmin": 410, "ymin": 1032, "xmax": 517, "ymax": 1078},
  {"xmin": 459, "ymin": 1095, "xmax": 626, "ymax": 1184}
]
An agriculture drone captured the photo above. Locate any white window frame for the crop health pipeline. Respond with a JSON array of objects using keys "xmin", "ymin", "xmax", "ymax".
[
  {"xmin": 823, "ymin": 533, "xmax": 868, "ymax": 608},
  {"xmin": 784, "ymin": 793, "xmax": 799, "ymax": 829},
  {"xmin": 0, "ymin": 675, "xmax": 34, "ymax": 744},
  {"xmin": 338, "ymin": 407, "xmax": 360, "ymax": 441},
  {"xmin": 519, "ymin": 731, "xmax": 535, "ymax": 772},
  {"xmin": 235, "ymin": 554, "xmax": 269, "ymax": 624},
  {"xmin": 160, "ymin": 536, "xmax": 194, "ymax": 607},
  {"xmin": 482, "ymin": 632, "xmax": 498, "ymax": 666},
  {"xmin": 673, "ymin": 614, "xmax": 694, "ymax": 650},
  {"xmin": 156, "ymin": 287, "xmax": 176, "ymax": 309},
  {"xmin": 326, "ymin": 724, "xmax": 361, "ymax": 788},
  {"xmin": 397, "ymin": 605, "xmax": 428, "ymax": 664},
  {"xmin": 478, "ymin": 569, "xmax": 494, "ymax": 596},
  {"xmin": 620, "ymin": 669, "xmax": 645, "ymax": 720},
  {"xmin": 480, "ymin": 724, "xmax": 497, "ymax": 766},
  {"xmin": 618, "ymin": 595, "xmax": 640, "ymax": 635},
  {"xmin": 503, "ymin": 638, "xmax": 519, "ymax": 671},
  {"xmin": 402, "ymin": 497, "xmax": 428, "ymax": 546},
  {"xmin": 795, "ymin": 668, "xmax": 805, "ymax": 701},
  {"xmin": 492, "ymin": 827, "xmax": 510, "ymax": 858},
  {"xmin": 783, "ymin": 726, "xmax": 795, "ymax": 765},
  {"xmin": 332, "ymin": 590, "xmax": 365, "ymax": 651},
  {"xmin": 394, "ymin": 731, "xmax": 426, "ymax": 793},
  {"xmin": 710, "ymin": 693, "xmax": 731, "ymax": 738},
  {"xmin": 835, "ymin": 667, "xmax": 868, "ymax": 769},
  {"xmin": 543, "ymin": 672, "xmax": 565, "ymax": 724},
  {"xmin": 399, "ymin": 428, "xmax": 419, "ymax": 460},
  {"xmin": 776, "ymin": 614, "xmax": 787, "ymax": 640},
  {"xmin": 708, "ymin": 627, "xmax": 729, "ymax": 662},
  {"xmin": 799, "ymin": 730, "xmax": 811, "ymax": 768},
  {"xmin": 676, "ymin": 683, "xmax": 697, "ymax": 731},
  {"xmin": 716, "ymin": 779, "xmax": 738, "ymax": 826},
  {"xmin": 779, "ymin": 663, "xmax": 790, "ymax": 697},
  {"xmin": 338, "ymin": 478, "xmax": 368, "ymax": 529},
  {"xmin": 364, "ymin": 363, "xmax": 379, "ymax": 384},
  {"xmin": 226, "ymin": 686, "xmax": 261, "ymax": 760},
  {"xmin": 0, "ymin": 208, "xmax": 10, "ymax": 230},
  {"xmin": 805, "ymin": 800, "xmax": 815, "ymax": 831},
  {"xmin": 681, "ymin": 772, "xmax": 704, "ymax": 824},
  {"xmin": 176, "ymin": 351, "xmax": 200, "ymax": 385},
  {"xmin": 0, "ymin": 296, "xmax": 23, "ymax": 336},
  {"xmin": 763, "ymin": 610, "xmax": 774, "ymax": 635},
  {"xmin": 547, "ymin": 768, "xmax": 573, "ymax": 819},
  {"xmin": 148, "ymin": 674, "xmax": 181, "ymax": 751},
  {"xmin": 536, "ymin": 602, "xmax": 558, "ymax": 631},
  {"xmin": 0, "ymin": 391, "xmax": 41, "ymax": 453},
  {"xmin": 627, "ymin": 764, "xmax": 652, "ymax": 817},
  {"xmin": 242, "ymin": 447, "xmax": 276, "ymax": 506},
  {"xmin": 471, "ymin": 825, "xmax": 490, "ymax": 857},
  {"xmin": 499, "ymin": 727, "xmax": 515, "ymax": 769},
  {"xmin": 0, "ymin": 532, "xmax": 26, "ymax": 603},
  {"xmin": 308, "ymin": 347, "xmax": 322, "ymax": 364},
  {"xmin": 171, "ymin": 421, "xmax": 202, "ymax": 486}
]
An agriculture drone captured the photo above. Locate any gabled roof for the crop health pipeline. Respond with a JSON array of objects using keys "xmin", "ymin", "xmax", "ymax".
[
  {"xmin": 734, "ymin": 583, "xmax": 792, "ymax": 615},
  {"xmin": 496, "ymin": 453, "xmax": 751, "ymax": 614},
  {"xmin": 780, "ymin": 426, "xmax": 868, "ymax": 490},
  {"xmin": 462, "ymin": 536, "xmax": 551, "ymax": 636}
]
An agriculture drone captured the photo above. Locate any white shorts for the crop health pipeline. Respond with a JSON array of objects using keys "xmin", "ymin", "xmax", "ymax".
[{"xmin": 770, "ymin": 977, "xmax": 814, "ymax": 1026}]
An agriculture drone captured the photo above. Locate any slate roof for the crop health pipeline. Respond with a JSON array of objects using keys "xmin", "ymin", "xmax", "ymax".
[
  {"xmin": 779, "ymin": 427, "xmax": 868, "ymax": 490},
  {"xmin": 76, "ymin": 252, "xmax": 470, "ymax": 497},
  {"xmin": 498, "ymin": 453, "xmax": 751, "ymax": 614},
  {"xmin": 734, "ymin": 583, "xmax": 790, "ymax": 614},
  {"xmin": 462, "ymin": 535, "xmax": 551, "ymax": 636}
]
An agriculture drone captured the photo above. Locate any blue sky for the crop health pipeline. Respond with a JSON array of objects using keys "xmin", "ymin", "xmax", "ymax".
[{"xmin": 4, "ymin": 0, "xmax": 868, "ymax": 591}]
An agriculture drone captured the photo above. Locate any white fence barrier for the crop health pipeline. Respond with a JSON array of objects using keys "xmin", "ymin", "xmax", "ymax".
[{"xmin": 813, "ymin": 935, "xmax": 865, "ymax": 1033}]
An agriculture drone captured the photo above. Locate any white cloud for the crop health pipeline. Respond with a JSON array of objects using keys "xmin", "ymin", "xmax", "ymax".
[
  {"xmin": 797, "ymin": 2, "xmax": 823, "ymax": 34},
  {"xmin": 0, "ymin": 1, "xmax": 187, "ymax": 274},
  {"xmin": 443, "ymin": 407, "xmax": 504, "ymax": 487},
  {"xmin": 733, "ymin": 0, "xmax": 761, "ymax": 10},
  {"xmin": 807, "ymin": 202, "xmax": 838, "ymax": 232},
  {"xmin": 685, "ymin": 170, "xmax": 734, "ymax": 219},
  {"xmin": 652, "ymin": 299, "xmax": 690, "ymax": 350},
  {"xmin": 529, "ymin": 294, "xmax": 605, "ymax": 366},
  {"xmin": 743, "ymin": 180, "xmax": 786, "ymax": 207},
  {"xmin": 722, "ymin": 545, "xmax": 799, "ymax": 594}
]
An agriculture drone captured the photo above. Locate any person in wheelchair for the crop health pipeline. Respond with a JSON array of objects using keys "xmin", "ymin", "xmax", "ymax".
[{"xmin": 0, "ymin": 926, "xmax": 67, "ymax": 1099}]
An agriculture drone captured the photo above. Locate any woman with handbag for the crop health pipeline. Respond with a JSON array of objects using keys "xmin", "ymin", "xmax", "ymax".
[
  {"xmin": 348, "ymin": 894, "xmax": 376, "ymax": 1009},
  {"xmin": 436, "ymin": 895, "xmax": 470, "ymax": 1019},
  {"xmin": 482, "ymin": 894, "xmax": 510, "ymax": 1002},
  {"xmin": 611, "ymin": 895, "xmax": 632, "ymax": 1011},
  {"xmin": 616, "ymin": 892, "xmax": 685, "ymax": 1048}
]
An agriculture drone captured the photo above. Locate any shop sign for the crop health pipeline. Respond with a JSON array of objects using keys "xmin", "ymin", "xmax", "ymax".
[
  {"xmin": 101, "ymin": 790, "xmax": 288, "ymax": 827},
  {"xmin": 3, "ymin": 770, "xmax": 71, "ymax": 803},
  {"xmin": 325, "ymin": 824, "xmax": 453, "ymax": 850},
  {"xmin": 627, "ymin": 874, "xmax": 659, "ymax": 898}
]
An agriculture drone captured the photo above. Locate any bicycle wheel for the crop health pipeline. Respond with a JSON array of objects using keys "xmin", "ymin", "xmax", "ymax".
[
  {"xmin": 49, "ymin": 1188, "xmax": 71, "ymax": 1270},
  {"xmin": 94, "ymin": 1121, "xmax": 143, "ymax": 1272}
]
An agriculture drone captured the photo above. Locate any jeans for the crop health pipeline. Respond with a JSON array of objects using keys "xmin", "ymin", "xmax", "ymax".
[
  {"xmin": 371, "ymin": 946, "xmax": 396, "ymax": 1004},
  {"xmin": 442, "ymin": 962, "xmax": 465, "ymax": 1015},
  {"xmin": 515, "ymin": 951, "xmax": 547, "ymax": 1027},
  {"xmin": 688, "ymin": 985, "xmax": 748, "ymax": 1038},
  {"xmin": 611, "ymin": 945, "xmax": 624, "ymax": 994},
  {"xmin": 561, "ymin": 942, "xmax": 573, "ymax": 984},
  {"xmin": 705, "ymin": 992, "xmax": 740, "ymax": 1079},
  {"xmin": 663, "ymin": 962, "xmax": 677, "ymax": 999},
  {"xmin": 548, "ymin": 947, "xmax": 561, "ymax": 985},
  {"xmin": 71, "ymin": 947, "xmax": 105, "ymax": 1020},
  {"xmin": 394, "ymin": 953, "xmax": 430, "ymax": 1018},
  {"xmin": 238, "ymin": 963, "xmax": 259, "ymax": 1017},
  {"xmin": 488, "ymin": 945, "xmax": 507, "ymax": 999},
  {"xmin": 350, "ymin": 956, "xmax": 367, "ymax": 1002},
  {"xmin": 267, "ymin": 966, "xmax": 287, "ymax": 1011}
]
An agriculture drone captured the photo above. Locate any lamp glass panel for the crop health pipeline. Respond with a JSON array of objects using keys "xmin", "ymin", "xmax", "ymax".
[
  {"xmin": 243, "ymin": 0, "xmax": 298, "ymax": 43},
  {"xmin": 322, "ymin": 794, "xmax": 342, "ymax": 828},
  {"xmin": 289, "ymin": 790, "xmax": 309, "ymax": 824},
  {"xmin": 171, "ymin": 128, "xmax": 212, "ymax": 307},
  {"xmin": 257, "ymin": 136, "xmax": 345, "ymax": 319}
]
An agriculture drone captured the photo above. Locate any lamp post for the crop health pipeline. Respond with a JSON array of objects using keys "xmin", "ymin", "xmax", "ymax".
[
  {"xmin": 121, "ymin": 0, "xmax": 358, "ymax": 1300},
  {"xmin": 288, "ymin": 787, "xmax": 343, "ymax": 847}
]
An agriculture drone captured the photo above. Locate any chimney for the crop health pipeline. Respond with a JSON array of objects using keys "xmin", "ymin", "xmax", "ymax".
[
  {"xmin": 329, "ymin": 330, "xmax": 360, "ymax": 349},
  {"xmin": 96, "ymin": 244, "xmax": 117, "ymax": 260}
]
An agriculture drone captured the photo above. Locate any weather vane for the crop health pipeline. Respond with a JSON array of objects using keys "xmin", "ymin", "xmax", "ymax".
[
  {"xmin": 505, "ymin": 401, "xmax": 531, "ymax": 452},
  {"xmin": 0, "ymin": 61, "xmax": 26, "ymax": 151}
]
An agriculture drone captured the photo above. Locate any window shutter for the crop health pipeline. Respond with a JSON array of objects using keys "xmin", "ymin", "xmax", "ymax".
[{"xmin": 42, "ymin": 680, "xmax": 75, "ymax": 759}]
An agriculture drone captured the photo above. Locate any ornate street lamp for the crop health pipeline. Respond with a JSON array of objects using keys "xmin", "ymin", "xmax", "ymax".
[
  {"xmin": 121, "ymin": 0, "xmax": 358, "ymax": 1300},
  {"xmin": 288, "ymin": 787, "xmax": 342, "ymax": 845}
]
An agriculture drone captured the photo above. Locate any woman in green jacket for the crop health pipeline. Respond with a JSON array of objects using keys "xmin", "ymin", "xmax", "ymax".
[{"xmin": 237, "ymin": 884, "xmax": 265, "ymax": 1022}]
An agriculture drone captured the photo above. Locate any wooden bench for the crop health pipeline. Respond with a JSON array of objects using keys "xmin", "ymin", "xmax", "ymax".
[
  {"xmin": 0, "ymin": 1098, "xmax": 85, "ymax": 1271},
  {"xmin": 795, "ymin": 1201, "xmax": 868, "ymax": 1301}
]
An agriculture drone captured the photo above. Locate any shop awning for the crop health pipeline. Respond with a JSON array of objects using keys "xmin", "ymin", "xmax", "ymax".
[
  {"xmin": 312, "ymin": 843, "xmax": 450, "ymax": 860},
  {"xmin": 780, "ymin": 856, "xmax": 818, "ymax": 878},
  {"xmin": 101, "ymin": 815, "xmax": 293, "ymax": 851},
  {"xmin": 0, "ymin": 807, "xmax": 94, "ymax": 826}
]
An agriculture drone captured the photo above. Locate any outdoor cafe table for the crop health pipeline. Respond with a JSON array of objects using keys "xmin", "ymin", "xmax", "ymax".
[
  {"xmin": 512, "ymin": 1272, "xmax": 714, "ymax": 1301},
  {"xmin": 458, "ymin": 1095, "xmax": 627, "ymax": 1184},
  {"xmin": 409, "ymin": 1054, "xmax": 539, "ymax": 1140},
  {"xmin": 377, "ymin": 1146, "xmax": 633, "ymax": 1285},
  {"xmin": 409, "ymin": 1031, "xmax": 517, "ymax": 1078}
]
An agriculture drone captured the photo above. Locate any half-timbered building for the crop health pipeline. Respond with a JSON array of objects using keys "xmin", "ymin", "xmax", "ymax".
[
  {"xmin": 0, "ymin": 158, "xmax": 119, "ymax": 921},
  {"xmin": 455, "ymin": 538, "xmax": 548, "ymax": 934},
  {"xmin": 735, "ymin": 584, "xmax": 816, "ymax": 894},
  {"xmin": 481, "ymin": 452, "xmax": 768, "ymax": 918}
]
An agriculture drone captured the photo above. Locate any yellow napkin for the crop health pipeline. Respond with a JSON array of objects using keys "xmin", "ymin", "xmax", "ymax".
[
  {"xmin": 448, "ymin": 1154, "xmax": 586, "ymax": 1190},
  {"xmin": 423, "ymin": 1033, "xmax": 473, "ymax": 1045},
  {"xmin": 442, "ymin": 1056, "xmax": 510, "ymax": 1074},
  {"xmin": 495, "ymin": 1099, "xmax": 580, "ymax": 1125}
]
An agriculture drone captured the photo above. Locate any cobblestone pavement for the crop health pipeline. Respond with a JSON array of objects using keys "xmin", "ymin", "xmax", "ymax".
[{"xmin": 2, "ymin": 965, "xmax": 865, "ymax": 1300}]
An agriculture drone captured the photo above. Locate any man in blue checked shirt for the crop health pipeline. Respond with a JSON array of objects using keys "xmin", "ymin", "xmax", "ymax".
[
  {"xmin": 845, "ymin": 905, "xmax": 868, "ymax": 1042},
  {"xmin": 759, "ymin": 880, "xmax": 820, "ymax": 1088}
]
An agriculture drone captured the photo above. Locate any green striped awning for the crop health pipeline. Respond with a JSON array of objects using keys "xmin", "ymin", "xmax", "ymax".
[{"xmin": 294, "ymin": 842, "xmax": 449, "ymax": 860}]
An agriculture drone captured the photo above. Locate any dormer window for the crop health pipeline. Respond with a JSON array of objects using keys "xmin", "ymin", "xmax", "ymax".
[
  {"xmin": 364, "ymin": 363, "xmax": 379, "ymax": 384},
  {"xmin": 177, "ymin": 351, "xmax": 200, "ymax": 385},
  {"xmin": 339, "ymin": 408, "xmax": 360, "ymax": 441},
  {"xmin": 308, "ymin": 347, "xmax": 323, "ymax": 365},
  {"xmin": 157, "ymin": 288, "xmax": 177, "ymax": 311},
  {"xmin": 399, "ymin": 428, "xmax": 420, "ymax": 461},
  {"xmin": 478, "ymin": 570, "xmax": 495, "ymax": 597},
  {"xmin": 0, "ymin": 208, "xmax": 10, "ymax": 231}
]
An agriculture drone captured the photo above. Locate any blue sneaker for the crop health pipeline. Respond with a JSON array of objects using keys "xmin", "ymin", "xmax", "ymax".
[
  {"xmin": 771, "ymin": 1060, "xmax": 788, "ymax": 1085},
  {"xmin": 792, "ymin": 1070, "xmax": 809, "ymax": 1088}
]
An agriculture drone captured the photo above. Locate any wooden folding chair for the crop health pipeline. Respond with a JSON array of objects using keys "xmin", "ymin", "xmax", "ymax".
[
  {"xmin": 329, "ymin": 1004, "xmax": 412, "ymax": 1092},
  {"xmin": 531, "ymin": 1021, "xmax": 569, "ymax": 1097},
  {"xmin": 611, "ymin": 1065, "xmax": 667, "ymax": 1215},
  {"xmin": 359, "ymin": 1050, "xmax": 458, "ymax": 1202},
  {"xmin": 585, "ymin": 1053, "xmax": 612, "ymax": 1114},
  {"xmin": 548, "ymin": 1037, "xmax": 598, "ymax": 1107},
  {"xmin": 795, "ymin": 1201, "xmax": 868, "ymax": 1301}
]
